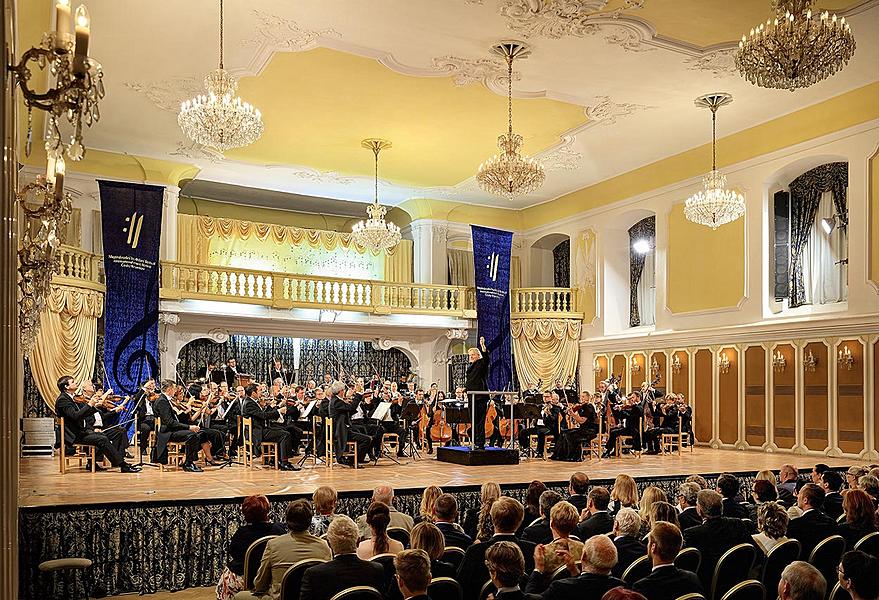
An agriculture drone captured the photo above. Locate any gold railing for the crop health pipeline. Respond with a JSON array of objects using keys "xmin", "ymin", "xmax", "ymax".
[
  {"xmin": 511, "ymin": 287, "xmax": 582, "ymax": 318},
  {"xmin": 51, "ymin": 245, "xmax": 105, "ymax": 291}
]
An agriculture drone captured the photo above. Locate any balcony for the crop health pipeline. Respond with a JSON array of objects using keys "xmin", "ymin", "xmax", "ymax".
[{"xmin": 52, "ymin": 245, "xmax": 105, "ymax": 292}]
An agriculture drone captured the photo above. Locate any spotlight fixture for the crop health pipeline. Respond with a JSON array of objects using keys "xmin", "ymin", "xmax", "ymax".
[
  {"xmin": 632, "ymin": 239, "xmax": 651, "ymax": 254},
  {"xmin": 837, "ymin": 345, "xmax": 853, "ymax": 370},
  {"xmin": 803, "ymin": 349, "xmax": 818, "ymax": 372},
  {"xmin": 719, "ymin": 352, "xmax": 731, "ymax": 374}
]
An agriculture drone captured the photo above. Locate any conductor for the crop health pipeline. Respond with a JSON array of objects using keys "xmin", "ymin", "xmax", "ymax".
[{"xmin": 465, "ymin": 336, "xmax": 490, "ymax": 449}]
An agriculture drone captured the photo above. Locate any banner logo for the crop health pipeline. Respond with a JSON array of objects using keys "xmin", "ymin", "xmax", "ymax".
[
  {"xmin": 486, "ymin": 252, "xmax": 499, "ymax": 282},
  {"xmin": 123, "ymin": 212, "xmax": 145, "ymax": 249}
]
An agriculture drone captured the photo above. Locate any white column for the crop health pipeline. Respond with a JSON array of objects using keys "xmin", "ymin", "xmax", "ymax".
[
  {"xmin": 408, "ymin": 219, "xmax": 448, "ymax": 285},
  {"xmin": 160, "ymin": 185, "xmax": 180, "ymax": 262}
]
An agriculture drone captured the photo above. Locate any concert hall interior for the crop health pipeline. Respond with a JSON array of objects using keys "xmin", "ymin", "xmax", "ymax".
[{"xmin": 4, "ymin": 1, "xmax": 879, "ymax": 600}]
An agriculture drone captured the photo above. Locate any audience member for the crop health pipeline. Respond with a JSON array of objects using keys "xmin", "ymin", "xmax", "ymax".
[
  {"xmin": 603, "ymin": 588, "xmax": 649, "ymax": 600},
  {"xmin": 609, "ymin": 474, "xmax": 639, "ymax": 515},
  {"xmin": 357, "ymin": 501, "xmax": 404, "ymax": 559},
  {"xmin": 821, "ymin": 471, "xmax": 845, "ymax": 520},
  {"xmin": 811, "ymin": 464, "xmax": 830, "ymax": 484},
  {"xmin": 309, "ymin": 485, "xmax": 339, "ymax": 537},
  {"xmin": 685, "ymin": 474, "xmax": 708, "ymax": 490},
  {"xmin": 716, "ymin": 473, "xmax": 748, "ymax": 518},
  {"xmin": 755, "ymin": 469, "xmax": 778, "ymax": 487},
  {"xmin": 217, "ymin": 495, "xmax": 285, "ymax": 600},
  {"xmin": 786, "ymin": 483, "xmax": 837, "ymax": 559},
  {"xmin": 576, "ymin": 486, "xmax": 614, "ymax": 539},
  {"xmin": 748, "ymin": 479, "xmax": 779, "ymax": 523},
  {"xmin": 299, "ymin": 516, "xmax": 385, "ymax": 600},
  {"xmin": 676, "ymin": 482, "xmax": 702, "ymax": 530},
  {"xmin": 356, "ymin": 485, "xmax": 414, "ymax": 539},
  {"xmin": 638, "ymin": 487, "xmax": 668, "ymax": 535},
  {"xmin": 778, "ymin": 561, "xmax": 826, "ymax": 600},
  {"xmin": 394, "ymin": 549, "xmax": 432, "ymax": 600},
  {"xmin": 540, "ymin": 501, "xmax": 584, "ymax": 574},
  {"xmin": 567, "ymin": 472, "xmax": 591, "ymax": 513},
  {"xmin": 752, "ymin": 501, "xmax": 790, "ymax": 556},
  {"xmin": 682, "ymin": 489, "xmax": 752, "ymax": 586},
  {"xmin": 838, "ymin": 550, "xmax": 879, "ymax": 600},
  {"xmin": 846, "ymin": 466, "xmax": 868, "ymax": 491},
  {"xmin": 240, "ymin": 499, "xmax": 332, "ymax": 600},
  {"xmin": 527, "ymin": 534, "xmax": 624, "ymax": 600},
  {"xmin": 434, "ymin": 493, "xmax": 473, "ymax": 549},
  {"xmin": 486, "ymin": 541, "xmax": 537, "ymax": 600},
  {"xmin": 387, "ymin": 524, "xmax": 455, "ymax": 600},
  {"xmin": 838, "ymin": 489, "xmax": 878, "ymax": 549},
  {"xmin": 463, "ymin": 481, "xmax": 501, "ymax": 542},
  {"xmin": 522, "ymin": 490, "xmax": 562, "ymax": 544},
  {"xmin": 414, "ymin": 485, "xmax": 443, "ymax": 525},
  {"xmin": 523, "ymin": 480, "xmax": 549, "ymax": 531},
  {"xmin": 632, "ymin": 522, "xmax": 702, "ymax": 600},
  {"xmin": 647, "ymin": 501, "xmax": 679, "ymax": 531},
  {"xmin": 858, "ymin": 475, "xmax": 879, "ymax": 505},
  {"xmin": 778, "ymin": 464, "xmax": 800, "ymax": 507},
  {"xmin": 610, "ymin": 508, "xmax": 647, "ymax": 578}
]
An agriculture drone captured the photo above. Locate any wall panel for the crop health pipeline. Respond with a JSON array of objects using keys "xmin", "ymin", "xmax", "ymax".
[
  {"xmin": 612, "ymin": 354, "xmax": 628, "ymax": 390},
  {"xmin": 875, "ymin": 340, "xmax": 879, "ymax": 453},
  {"xmin": 594, "ymin": 355, "xmax": 608, "ymax": 390},
  {"xmin": 836, "ymin": 340, "xmax": 865, "ymax": 455},
  {"xmin": 671, "ymin": 350, "xmax": 689, "ymax": 398},
  {"xmin": 718, "ymin": 347, "xmax": 739, "ymax": 445},
  {"xmin": 773, "ymin": 344, "xmax": 796, "ymax": 451},
  {"xmin": 803, "ymin": 342, "xmax": 830, "ymax": 453},
  {"xmin": 694, "ymin": 349, "xmax": 713, "ymax": 443},
  {"xmin": 745, "ymin": 346, "xmax": 766, "ymax": 448}
]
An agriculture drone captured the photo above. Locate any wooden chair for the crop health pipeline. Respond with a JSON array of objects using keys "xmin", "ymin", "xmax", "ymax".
[
  {"xmin": 243, "ymin": 535, "xmax": 277, "ymax": 590},
  {"xmin": 759, "ymin": 539, "xmax": 800, "ymax": 596},
  {"xmin": 853, "ymin": 531, "xmax": 879, "ymax": 557},
  {"xmin": 280, "ymin": 558, "xmax": 326, "ymax": 600},
  {"xmin": 153, "ymin": 417, "xmax": 187, "ymax": 471},
  {"xmin": 428, "ymin": 577, "xmax": 462, "ymax": 600},
  {"xmin": 442, "ymin": 546, "xmax": 466, "ymax": 569},
  {"xmin": 836, "ymin": 514, "xmax": 847, "ymax": 524},
  {"xmin": 387, "ymin": 526, "xmax": 410, "ymax": 548},
  {"xmin": 58, "ymin": 418, "xmax": 97, "ymax": 474},
  {"xmin": 622, "ymin": 554, "xmax": 652, "ymax": 585},
  {"xmin": 616, "ymin": 417, "xmax": 643, "ymax": 458},
  {"xmin": 829, "ymin": 582, "xmax": 851, "ymax": 600},
  {"xmin": 719, "ymin": 580, "xmax": 765, "ymax": 600},
  {"xmin": 328, "ymin": 586, "xmax": 383, "ymax": 600},
  {"xmin": 242, "ymin": 417, "xmax": 280, "ymax": 469},
  {"xmin": 662, "ymin": 417, "xmax": 690, "ymax": 455},
  {"xmin": 808, "ymin": 535, "xmax": 845, "ymax": 595},
  {"xmin": 527, "ymin": 434, "xmax": 551, "ymax": 460},
  {"xmin": 711, "ymin": 543, "xmax": 757, "ymax": 600},
  {"xmin": 585, "ymin": 417, "xmax": 607, "ymax": 460}
]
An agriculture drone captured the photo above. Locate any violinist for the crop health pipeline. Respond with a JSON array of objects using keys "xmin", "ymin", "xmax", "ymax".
[
  {"xmin": 327, "ymin": 380, "xmax": 370, "ymax": 467},
  {"xmin": 604, "ymin": 390, "xmax": 644, "ymax": 458},
  {"xmin": 676, "ymin": 394, "xmax": 694, "ymax": 445},
  {"xmin": 552, "ymin": 390, "xmax": 598, "ymax": 462},
  {"xmin": 268, "ymin": 378, "xmax": 303, "ymax": 457},
  {"xmin": 133, "ymin": 378, "xmax": 158, "ymax": 455},
  {"xmin": 517, "ymin": 391, "xmax": 563, "ymax": 458},
  {"xmin": 241, "ymin": 383, "xmax": 300, "ymax": 471},
  {"xmin": 153, "ymin": 380, "xmax": 216, "ymax": 472},
  {"xmin": 521, "ymin": 380, "xmax": 542, "ymax": 403},
  {"xmin": 223, "ymin": 358, "xmax": 240, "ymax": 388},
  {"xmin": 55, "ymin": 375, "xmax": 141, "ymax": 473},
  {"xmin": 644, "ymin": 394, "xmax": 679, "ymax": 454}
]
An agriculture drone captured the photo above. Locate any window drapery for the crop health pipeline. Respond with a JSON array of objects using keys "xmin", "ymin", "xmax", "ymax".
[
  {"xmin": 628, "ymin": 216, "xmax": 655, "ymax": 327},
  {"xmin": 511, "ymin": 319, "xmax": 580, "ymax": 390},
  {"xmin": 802, "ymin": 190, "xmax": 847, "ymax": 305},
  {"xmin": 447, "ymin": 248, "xmax": 521, "ymax": 289},
  {"xmin": 637, "ymin": 251, "xmax": 656, "ymax": 327},
  {"xmin": 552, "ymin": 240, "xmax": 570, "ymax": 288}
]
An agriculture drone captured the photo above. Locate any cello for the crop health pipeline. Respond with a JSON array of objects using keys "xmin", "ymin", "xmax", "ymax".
[
  {"xmin": 429, "ymin": 391, "xmax": 452, "ymax": 444},
  {"xmin": 484, "ymin": 397, "xmax": 497, "ymax": 440}
]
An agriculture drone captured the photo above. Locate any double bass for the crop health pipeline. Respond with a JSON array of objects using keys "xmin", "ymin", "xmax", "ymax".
[
  {"xmin": 429, "ymin": 391, "xmax": 452, "ymax": 444},
  {"xmin": 603, "ymin": 373, "xmax": 622, "ymax": 430}
]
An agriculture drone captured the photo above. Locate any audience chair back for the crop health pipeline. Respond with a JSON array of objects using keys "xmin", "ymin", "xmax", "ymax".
[
  {"xmin": 807, "ymin": 534, "xmax": 845, "ymax": 595},
  {"xmin": 243, "ymin": 535, "xmax": 276, "ymax": 590},
  {"xmin": 328, "ymin": 586, "xmax": 383, "ymax": 600},
  {"xmin": 428, "ymin": 577, "xmax": 463, "ymax": 600},
  {"xmin": 387, "ymin": 526, "xmax": 410, "ymax": 548},
  {"xmin": 622, "ymin": 554, "xmax": 652, "ymax": 584},
  {"xmin": 442, "ymin": 546, "xmax": 466, "ymax": 568},
  {"xmin": 710, "ymin": 543, "xmax": 757, "ymax": 600},
  {"xmin": 675, "ymin": 547, "xmax": 702, "ymax": 574},
  {"xmin": 280, "ymin": 558, "xmax": 327, "ymax": 600},
  {"xmin": 758, "ymin": 538, "xmax": 800, "ymax": 598},
  {"xmin": 675, "ymin": 595, "xmax": 707, "ymax": 600},
  {"xmin": 719, "ymin": 580, "xmax": 766, "ymax": 600},
  {"xmin": 853, "ymin": 531, "xmax": 879, "ymax": 557},
  {"xmin": 836, "ymin": 514, "xmax": 846, "ymax": 524},
  {"xmin": 551, "ymin": 564, "xmax": 572, "ymax": 581},
  {"xmin": 478, "ymin": 580, "xmax": 497, "ymax": 600},
  {"xmin": 829, "ymin": 582, "xmax": 852, "ymax": 600},
  {"xmin": 368, "ymin": 552, "xmax": 397, "ymax": 591}
]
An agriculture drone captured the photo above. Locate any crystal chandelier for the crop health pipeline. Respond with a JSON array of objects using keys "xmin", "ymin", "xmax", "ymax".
[
  {"xmin": 178, "ymin": 0, "xmax": 263, "ymax": 153},
  {"xmin": 684, "ymin": 93, "xmax": 745, "ymax": 230},
  {"xmin": 476, "ymin": 41, "xmax": 545, "ymax": 201},
  {"xmin": 351, "ymin": 139, "xmax": 401, "ymax": 252},
  {"xmin": 736, "ymin": 0, "xmax": 856, "ymax": 91}
]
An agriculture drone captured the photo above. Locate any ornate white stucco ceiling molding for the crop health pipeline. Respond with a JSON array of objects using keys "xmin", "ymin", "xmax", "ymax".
[
  {"xmin": 541, "ymin": 135, "xmax": 583, "ymax": 171},
  {"xmin": 170, "ymin": 140, "xmax": 223, "ymax": 163},
  {"xmin": 430, "ymin": 55, "xmax": 518, "ymax": 88},
  {"xmin": 683, "ymin": 49, "xmax": 737, "ymax": 77},
  {"xmin": 585, "ymin": 96, "xmax": 656, "ymax": 125}
]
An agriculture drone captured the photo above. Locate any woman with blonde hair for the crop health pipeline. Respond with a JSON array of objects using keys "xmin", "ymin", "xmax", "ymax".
[
  {"xmin": 411, "ymin": 521, "xmax": 455, "ymax": 577},
  {"xmin": 755, "ymin": 469, "xmax": 778, "ymax": 487},
  {"xmin": 609, "ymin": 474, "xmax": 639, "ymax": 515},
  {"xmin": 464, "ymin": 482, "xmax": 501, "ymax": 541},
  {"xmin": 309, "ymin": 485, "xmax": 339, "ymax": 536},
  {"xmin": 638, "ymin": 486, "xmax": 668, "ymax": 523},
  {"xmin": 752, "ymin": 501, "xmax": 790, "ymax": 555},
  {"xmin": 415, "ymin": 485, "xmax": 443, "ymax": 525}
]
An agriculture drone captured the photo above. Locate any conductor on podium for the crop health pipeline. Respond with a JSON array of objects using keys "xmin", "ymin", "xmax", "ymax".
[{"xmin": 465, "ymin": 336, "xmax": 490, "ymax": 449}]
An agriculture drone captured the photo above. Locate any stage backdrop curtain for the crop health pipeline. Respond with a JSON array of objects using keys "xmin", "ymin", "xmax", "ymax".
[
  {"xmin": 511, "ymin": 318, "xmax": 580, "ymax": 390},
  {"xmin": 177, "ymin": 214, "xmax": 413, "ymax": 283},
  {"xmin": 448, "ymin": 248, "xmax": 521, "ymax": 289},
  {"xmin": 27, "ymin": 285, "xmax": 103, "ymax": 412}
]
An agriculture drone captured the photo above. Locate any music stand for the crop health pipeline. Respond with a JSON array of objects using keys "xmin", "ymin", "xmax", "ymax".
[{"xmin": 400, "ymin": 402, "xmax": 423, "ymax": 459}]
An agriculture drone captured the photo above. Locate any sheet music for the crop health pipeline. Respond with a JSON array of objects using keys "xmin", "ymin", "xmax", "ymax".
[
  {"xmin": 372, "ymin": 401, "xmax": 393, "ymax": 422},
  {"xmin": 300, "ymin": 401, "xmax": 316, "ymax": 419}
]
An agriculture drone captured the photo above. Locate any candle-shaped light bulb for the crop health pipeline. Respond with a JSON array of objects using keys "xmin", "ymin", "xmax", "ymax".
[
  {"xmin": 55, "ymin": 0, "xmax": 72, "ymax": 50},
  {"xmin": 73, "ymin": 5, "xmax": 90, "ymax": 77},
  {"xmin": 54, "ymin": 157, "xmax": 66, "ymax": 201},
  {"xmin": 46, "ymin": 155, "xmax": 57, "ymax": 185}
]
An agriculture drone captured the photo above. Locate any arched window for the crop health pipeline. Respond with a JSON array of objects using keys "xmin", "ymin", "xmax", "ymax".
[{"xmin": 629, "ymin": 216, "xmax": 655, "ymax": 327}]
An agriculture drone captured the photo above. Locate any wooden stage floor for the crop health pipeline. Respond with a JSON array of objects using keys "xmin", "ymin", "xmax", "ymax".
[{"xmin": 19, "ymin": 449, "xmax": 864, "ymax": 508}]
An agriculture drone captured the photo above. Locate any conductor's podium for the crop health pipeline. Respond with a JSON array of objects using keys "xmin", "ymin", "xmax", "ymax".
[{"xmin": 436, "ymin": 445, "xmax": 519, "ymax": 466}]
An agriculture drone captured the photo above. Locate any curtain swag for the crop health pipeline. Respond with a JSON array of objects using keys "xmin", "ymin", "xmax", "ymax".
[{"xmin": 511, "ymin": 318, "xmax": 581, "ymax": 390}]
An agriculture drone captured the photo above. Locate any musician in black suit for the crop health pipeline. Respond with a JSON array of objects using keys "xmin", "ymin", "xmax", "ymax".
[
  {"xmin": 518, "ymin": 391, "xmax": 563, "ymax": 458},
  {"xmin": 132, "ymin": 378, "xmax": 157, "ymax": 454},
  {"xmin": 269, "ymin": 358, "xmax": 293, "ymax": 386},
  {"xmin": 241, "ymin": 383, "xmax": 300, "ymax": 471},
  {"xmin": 820, "ymin": 471, "xmax": 845, "ymax": 521},
  {"xmin": 644, "ymin": 396, "xmax": 679, "ymax": 454},
  {"xmin": 152, "ymin": 379, "xmax": 211, "ymax": 472},
  {"xmin": 677, "ymin": 394, "xmax": 694, "ymax": 445},
  {"xmin": 55, "ymin": 376, "xmax": 140, "ymax": 473},
  {"xmin": 786, "ymin": 483, "xmax": 838, "ymax": 558},
  {"xmin": 327, "ymin": 381, "xmax": 370, "ymax": 466},
  {"xmin": 434, "ymin": 493, "xmax": 473, "ymax": 549},
  {"xmin": 465, "ymin": 336, "xmax": 490, "ymax": 450},
  {"xmin": 223, "ymin": 358, "xmax": 240, "ymax": 388},
  {"xmin": 632, "ymin": 522, "xmax": 703, "ymax": 600},
  {"xmin": 676, "ymin": 482, "xmax": 703, "ymax": 530},
  {"xmin": 605, "ymin": 391, "xmax": 644, "ymax": 457},
  {"xmin": 682, "ymin": 490, "xmax": 753, "ymax": 586},
  {"xmin": 299, "ymin": 515, "xmax": 385, "ymax": 600},
  {"xmin": 526, "ymin": 534, "xmax": 624, "ymax": 600},
  {"xmin": 552, "ymin": 391, "xmax": 598, "ymax": 461},
  {"xmin": 576, "ymin": 487, "xmax": 615, "ymax": 540}
]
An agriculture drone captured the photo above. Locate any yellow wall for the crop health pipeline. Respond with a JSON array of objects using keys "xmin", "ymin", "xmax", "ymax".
[
  {"xmin": 667, "ymin": 203, "xmax": 745, "ymax": 313},
  {"xmin": 872, "ymin": 146, "xmax": 879, "ymax": 289}
]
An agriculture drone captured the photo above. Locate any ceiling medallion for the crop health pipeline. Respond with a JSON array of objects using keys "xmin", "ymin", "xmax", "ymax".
[
  {"xmin": 351, "ymin": 139, "xmax": 401, "ymax": 252},
  {"xmin": 735, "ymin": 0, "xmax": 855, "ymax": 91},
  {"xmin": 178, "ymin": 0, "xmax": 264, "ymax": 153},
  {"xmin": 476, "ymin": 41, "xmax": 545, "ymax": 201},
  {"xmin": 684, "ymin": 93, "xmax": 745, "ymax": 230}
]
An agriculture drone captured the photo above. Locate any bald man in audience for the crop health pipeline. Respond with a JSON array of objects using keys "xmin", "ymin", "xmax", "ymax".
[
  {"xmin": 355, "ymin": 484, "xmax": 414, "ymax": 539},
  {"xmin": 526, "ymin": 534, "xmax": 624, "ymax": 600}
]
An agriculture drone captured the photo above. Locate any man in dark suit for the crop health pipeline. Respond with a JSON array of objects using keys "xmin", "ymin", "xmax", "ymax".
[
  {"xmin": 132, "ymin": 378, "xmax": 157, "ymax": 455},
  {"xmin": 465, "ymin": 336, "xmax": 490, "ymax": 449},
  {"xmin": 643, "ymin": 396, "xmax": 678, "ymax": 454},
  {"xmin": 241, "ymin": 383, "xmax": 300, "ymax": 471},
  {"xmin": 716, "ymin": 473, "xmax": 749, "ymax": 519},
  {"xmin": 434, "ymin": 493, "xmax": 473, "ymax": 550},
  {"xmin": 522, "ymin": 491, "xmax": 562, "ymax": 545},
  {"xmin": 152, "ymin": 379, "xmax": 208, "ymax": 472},
  {"xmin": 610, "ymin": 508, "xmax": 647, "ymax": 578},
  {"xmin": 676, "ymin": 482, "xmax": 703, "ymax": 530},
  {"xmin": 395, "ymin": 549, "xmax": 432, "ymax": 600},
  {"xmin": 485, "ymin": 542, "xmax": 539, "ymax": 600},
  {"xmin": 299, "ymin": 515, "xmax": 385, "ymax": 600},
  {"xmin": 526, "ymin": 534, "xmax": 624, "ymax": 599},
  {"xmin": 682, "ymin": 489, "xmax": 753, "ymax": 587},
  {"xmin": 55, "ymin": 375, "xmax": 140, "ymax": 473},
  {"xmin": 567, "ymin": 472, "xmax": 590, "ymax": 513},
  {"xmin": 633, "ymin": 522, "xmax": 703, "ymax": 600},
  {"xmin": 457, "ymin": 496, "xmax": 535, "ymax": 600},
  {"xmin": 605, "ymin": 391, "xmax": 644, "ymax": 457},
  {"xmin": 269, "ymin": 358, "xmax": 293, "ymax": 386},
  {"xmin": 576, "ymin": 486, "xmax": 614, "ymax": 540},
  {"xmin": 786, "ymin": 483, "xmax": 837, "ymax": 559},
  {"xmin": 820, "ymin": 471, "xmax": 844, "ymax": 521},
  {"xmin": 327, "ymin": 381, "xmax": 370, "ymax": 466},
  {"xmin": 223, "ymin": 358, "xmax": 240, "ymax": 388}
]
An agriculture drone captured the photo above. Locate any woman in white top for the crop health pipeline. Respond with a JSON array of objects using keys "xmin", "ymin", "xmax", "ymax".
[
  {"xmin": 752, "ymin": 501, "xmax": 791, "ymax": 556},
  {"xmin": 357, "ymin": 501, "xmax": 404, "ymax": 559}
]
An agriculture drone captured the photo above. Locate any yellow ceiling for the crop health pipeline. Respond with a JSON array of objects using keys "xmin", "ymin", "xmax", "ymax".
[{"xmin": 226, "ymin": 48, "xmax": 588, "ymax": 188}]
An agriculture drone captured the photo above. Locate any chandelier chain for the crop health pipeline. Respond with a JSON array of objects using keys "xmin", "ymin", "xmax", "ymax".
[
  {"xmin": 373, "ymin": 143, "xmax": 379, "ymax": 203},
  {"xmin": 711, "ymin": 107, "xmax": 717, "ymax": 172},
  {"xmin": 219, "ymin": 0, "xmax": 224, "ymax": 69},
  {"xmin": 506, "ymin": 53, "xmax": 513, "ymax": 139}
]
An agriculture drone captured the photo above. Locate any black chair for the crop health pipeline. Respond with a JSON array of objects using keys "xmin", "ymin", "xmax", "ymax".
[
  {"xmin": 759, "ymin": 539, "xmax": 800, "ymax": 597},
  {"xmin": 720, "ymin": 580, "xmax": 766, "ymax": 600},
  {"xmin": 675, "ymin": 547, "xmax": 702, "ymax": 574},
  {"xmin": 711, "ymin": 543, "xmax": 757, "ymax": 600},
  {"xmin": 551, "ymin": 564, "xmax": 573, "ymax": 581},
  {"xmin": 329, "ymin": 586, "xmax": 383, "ymax": 600},
  {"xmin": 369, "ymin": 552, "xmax": 398, "ymax": 591},
  {"xmin": 853, "ymin": 531, "xmax": 879, "ymax": 557},
  {"xmin": 622, "ymin": 555, "xmax": 652, "ymax": 585},
  {"xmin": 280, "ymin": 558, "xmax": 326, "ymax": 600},
  {"xmin": 442, "ymin": 546, "xmax": 466, "ymax": 569},
  {"xmin": 478, "ymin": 580, "xmax": 497, "ymax": 600},
  {"xmin": 836, "ymin": 515, "xmax": 846, "ymax": 524},
  {"xmin": 387, "ymin": 527, "xmax": 410, "ymax": 548},
  {"xmin": 829, "ymin": 582, "xmax": 851, "ymax": 600},
  {"xmin": 676, "ymin": 595, "xmax": 707, "ymax": 600},
  {"xmin": 429, "ymin": 577, "xmax": 463, "ymax": 600},
  {"xmin": 808, "ymin": 535, "xmax": 845, "ymax": 596},
  {"xmin": 243, "ymin": 535, "xmax": 277, "ymax": 590}
]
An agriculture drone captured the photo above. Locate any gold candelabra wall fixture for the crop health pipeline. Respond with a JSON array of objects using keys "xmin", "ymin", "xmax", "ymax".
[
  {"xmin": 772, "ymin": 350, "xmax": 786, "ymax": 373},
  {"xmin": 803, "ymin": 349, "xmax": 818, "ymax": 372},
  {"xmin": 593, "ymin": 358, "xmax": 602, "ymax": 373},
  {"xmin": 630, "ymin": 356, "xmax": 641, "ymax": 373},
  {"xmin": 671, "ymin": 354, "xmax": 682, "ymax": 374},
  {"xmin": 719, "ymin": 352, "xmax": 731, "ymax": 374},
  {"xmin": 650, "ymin": 357, "xmax": 660, "ymax": 375},
  {"xmin": 837, "ymin": 345, "xmax": 854, "ymax": 370}
]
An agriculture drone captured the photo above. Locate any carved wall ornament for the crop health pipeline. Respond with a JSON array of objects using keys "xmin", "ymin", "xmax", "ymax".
[
  {"xmin": 431, "ymin": 55, "xmax": 519, "ymax": 87},
  {"xmin": 169, "ymin": 140, "xmax": 223, "ymax": 163},
  {"xmin": 207, "ymin": 328, "xmax": 231, "ymax": 344},
  {"xmin": 683, "ymin": 49, "xmax": 737, "ymax": 76},
  {"xmin": 158, "ymin": 312, "xmax": 180, "ymax": 326},
  {"xmin": 446, "ymin": 328, "xmax": 469, "ymax": 340},
  {"xmin": 122, "ymin": 77, "xmax": 203, "ymax": 113},
  {"xmin": 432, "ymin": 223, "xmax": 450, "ymax": 244},
  {"xmin": 541, "ymin": 135, "xmax": 582, "ymax": 171},
  {"xmin": 242, "ymin": 10, "xmax": 339, "ymax": 52},
  {"xmin": 372, "ymin": 337, "xmax": 394, "ymax": 351},
  {"xmin": 603, "ymin": 26, "xmax": 652, "ymax": 52},
  {"xmin": 585, "ymin": 95, "xmax": 655, "ymax": 125},
  {"xmin": 262, "ymin": 164, "xmax": 356, "ymax": 186},
  {"xmin": 433, "ymin": 351, "xmax": 450, "ymax": 366},
  {"xmin": 499, "ymin": 0, "xmax": 608, "ymax": 39}
]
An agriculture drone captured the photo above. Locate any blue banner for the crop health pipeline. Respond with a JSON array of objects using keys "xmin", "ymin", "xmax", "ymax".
[
  {"xmin": 471, "ymin": 225, "xmax": 513, "ymax": 391},
  {"xmin": 99, "ymin": 181, "xmax": 164, "ymax": 437}
]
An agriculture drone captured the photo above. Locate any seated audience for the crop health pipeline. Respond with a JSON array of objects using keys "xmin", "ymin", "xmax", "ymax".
[
  {"xmin": 637, "ymin": 487, "xmax": 668, "ymax": 537},
  {"xmin": 778, "ymin": 561, "xmax": 826, "ymax": 600},
  {"xmin": 747, "ymin": 480, "xmax": 779, "ymax": 523},
  {"xmin": 752, "ymin": 501, "xmax": 790, "ymax": 556},
  {"xmin": 216, "ymin": 495, "xmax": 285, "ymax": 600},
  {"xmin": 309, "ymin": 485, "xmax": 339, "ymax": 537},
  {"xmin": 685, "ymin": 474, "xmax": 708, "ymax": 490},
  {"xmin": 357, "ymin": 501, "xmax": 405, "ymax": 559},
  {"xmin": 567, "ymin": 472, "xmax": 591, "ymax": 513},
  {"xmin": 647, "ymin": 501, "xmax": 679, "ymax": 531},
  {"xmin": 682, "ymin": 489, "xmax": 752, "ymax": 586},
  {"xmin": 632, "ymin": 522, "xmax": 702, "ymax": 600},
  {"xmin": 356, "ymin": 484, "xmax": 415, "ymax": 540},
  {"xmin": 858, "ymin": 475, "xmax": 879, "ymax": 505},
  {"xmin": 676, "ymin": 482, "xmax": 702, "ymax": 530},
  {"xmin": 821, "ymin": 471, "xmax": 845, "ymax": 521},
  {"xmin": 387, "ymin": 524, "xmax": 455, "ymax": 600},
  {"xmin": 786, "ymin": 483, "xmax": 837, "ymax": 559},
  {"xmin": 755, "ymin": 469, "xmax": 778, "ymax": 487},
  {"xmin": 240, "ymin": 499, "xmax": 332, "ymax": 600},
  {"xmin": 811, "ymin": 464, "xmax": 830, "ymax": 484},
  {"xmin": 522, "ymin": 490, "xmax": 562, "ymax": 545},
  {"xmin": 394, "ymin": 549, "xmax": 432, "ymax": 600},
  {"xmin": 609, "ymin": 508, "xmax": 647, "ymax": 578},
  {"xmin": 717, "ymin": 473, "xmax": 749, "ymax": 519},
  {"xmin": 778, "ymin": 464, "xmax": 800, "ymax": 507},
  {"xmin": 464, "ymin": 481, "xmax": 501, "ymax": 542},
  {"xmin": 576, "ymin": 486, "xmax": 614, "ymax": 540},
  {"xmin": 457, "ymin": 496, "xmax": 535, "ymax": 600},
  {"xmin": 846, "ymin": 466, "xmax": 868, "ymax": 491},
  {"xmin": 414, "ymin": 485, "xmax": 442, "ymax": 525},
  {"xmin": 527, "ymin": 534, "xmax": 624, "ymax": 599},
  {"xmin": 486, "ymin": 541, "xmax": 537, "ymax": 600},
  {"xmin": 540, "ymin": 501, "xmax": 584, "ymax": 574},
  {"xmin": 434, "ymin": 493, "xmax": 473, "ymax": 549},
  {"xmin": 838, "ymin": 550, "xmax": 879, "ymax": 600},
  {"xmin": 838, "ymin": 489, "xmax": 878, "ymax": 549},
  {"xmin": 299, "ymin": 515, "xmax": 386, "ymax": 600},
  {"xmin": 603, "ymin": 589, "xmax": 649, "ymax": 600},
  {"xmin": 523, "ymin": 480, "xmax": 548, "ymax": 533},
  {"xmin": 609, "ymin": 474, "xmax": 639, "ymax": 515}
]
